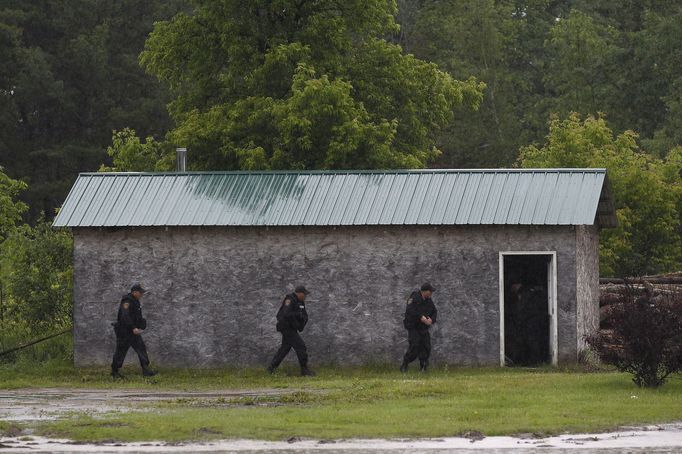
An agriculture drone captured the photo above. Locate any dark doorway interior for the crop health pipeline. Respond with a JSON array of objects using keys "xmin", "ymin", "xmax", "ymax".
[{"xmin": 503, "ymin": 254, "xmax": 551, "ymax": 366}]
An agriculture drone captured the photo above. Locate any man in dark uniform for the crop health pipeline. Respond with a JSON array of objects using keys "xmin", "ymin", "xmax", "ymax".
[
  {"xmin": 267, "ymin": 285, "xmax": 315, "ymax": 376},
  {"xmin": 111, "ymin": 284, "xmax": 157, "ymax": 379},
  {"xmin": 401, "ymin": 283, "xmax": 438, "ymax": 373}
]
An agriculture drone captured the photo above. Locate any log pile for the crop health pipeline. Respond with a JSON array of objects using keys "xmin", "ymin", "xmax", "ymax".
[{"xmin": 599, "ymin": 273, "xmax": 682, "ymax": 329}]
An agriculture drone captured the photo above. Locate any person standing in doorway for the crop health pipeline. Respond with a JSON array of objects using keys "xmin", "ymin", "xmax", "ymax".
[
  {"xmin": 401, "ymin": 283, "xmax": 438, "ymax": 372},
  {"xmin": 111, "ymin": 284, "xmax": 157, "ymax": 379},
  {"xmin": 267, "ymin": 285, "xmax": 315, "ymax": 376}
]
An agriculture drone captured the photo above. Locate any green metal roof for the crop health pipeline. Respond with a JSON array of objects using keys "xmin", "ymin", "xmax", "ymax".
[{"xmin": 52, "ymin": 169, "xmax": 616, "ymax": 228}]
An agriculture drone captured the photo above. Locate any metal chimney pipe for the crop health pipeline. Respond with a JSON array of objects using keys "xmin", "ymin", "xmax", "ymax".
[{"xmin": 176, "ymin": 147, "xmax": 187, "ymax": 172}]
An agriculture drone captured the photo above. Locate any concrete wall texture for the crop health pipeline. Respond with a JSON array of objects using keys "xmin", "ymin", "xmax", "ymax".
[{"xmin": 72, "ymin": 225, "xmax": 599, "ymax": 368}]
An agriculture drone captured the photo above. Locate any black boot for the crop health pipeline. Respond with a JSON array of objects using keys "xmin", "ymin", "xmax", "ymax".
[
  {"xmin": 142, "ymin": 368, "xmax": 158, "ymax": 377},
  {"xmin": 400, "ymin": 361, "xmax": 408, "ymax": 373},
  {"xmin": 301, "ymin": 366, "xmax": 316, "ymax": 377},
  {"xmin": 111, "ymin": 369, "xmax": 124, "ymax": 380}
]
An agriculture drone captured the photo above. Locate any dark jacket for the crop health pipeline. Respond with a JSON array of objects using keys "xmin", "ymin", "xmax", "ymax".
[
  {"xmin": 114, "ymin": 293, "xmax": 147, "ymax": 337},
  {"xmin": 276, "ymin": 293, "xmax": 308, "ymax": 332},
  {"xmin": 403, "ymin": 290, "xmax": 438, "ymax": 331}
]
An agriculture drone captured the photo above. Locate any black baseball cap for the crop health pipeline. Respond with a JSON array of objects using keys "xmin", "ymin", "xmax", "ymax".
[
  {"xmin": 421, "ymin": 282, "xmax": 436, "ymax": 292},
  {"xmin": 294, "ymin": 285, "xmax": 310, "ymax": 295},
  {"xmin": 131, "ymin": 283, "xmax": 147, "ymax": 294}
]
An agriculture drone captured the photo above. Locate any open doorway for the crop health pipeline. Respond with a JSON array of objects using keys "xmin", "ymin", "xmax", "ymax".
[{"xmin": 499, "ymin": 252, "xmax": 557, "ymax": 366}]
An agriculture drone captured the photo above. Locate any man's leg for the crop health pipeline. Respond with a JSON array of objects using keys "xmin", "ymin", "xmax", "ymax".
[
  {"xmin": 130, "ymin": 335, "xmax": 155, "ymax": 376},
  {"xmin": 418, "ymin": 331, "xmax": 431, "ymax": 371},
  {"xmin": 111, "ymin": 336, "xmax": 131, "ymax": 378},
  {"xmin": 287, "ymin": 331, "xmax": 313, "ymax": 376},
  {"xmin": 401, "ymin": 329, "xmax": 421, "ymax": 372},
  {"xmin": 268, "ymin": 332, "xmax": 293, "ymax": 372}
]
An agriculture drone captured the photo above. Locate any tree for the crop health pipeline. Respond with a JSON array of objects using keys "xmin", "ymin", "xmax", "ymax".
[
  {"xmin": 519, "ymin": 114, "xmax": 682, "ymax": 277},
  {"xmin": 140, "ymin": 0, "xmax": 484, "ymax": 171},
  {"xmin": 0, "ymin": 168, "xmax": 27, "ymax": 240},
  {"xmin": 0, "ymin": 221, "xmax": 73, "ymax": 333},
  {"xmin": 543, "ymin": 10, "xmax": 621, "ymax": 122},
  {"xmin": 0, "ymin": 0, "xmax": 183, "ymax": 221},
  {"xmin": 101, "ymin": 128, "xmax": 174, "ymax": 172}
]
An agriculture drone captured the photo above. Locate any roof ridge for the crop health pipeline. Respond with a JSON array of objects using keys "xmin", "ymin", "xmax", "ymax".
[{"xmin": 79, "ymin": 168, "xmax": 607, "ymax": 176}]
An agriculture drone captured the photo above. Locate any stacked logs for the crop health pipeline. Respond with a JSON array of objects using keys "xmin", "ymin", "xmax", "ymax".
[{"xmin": 599, "ymin": 273, "xmax": 682, "ymax": 329}]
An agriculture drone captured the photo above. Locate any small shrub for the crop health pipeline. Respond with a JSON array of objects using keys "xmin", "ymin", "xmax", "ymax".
[{"xmin": 587, "ymin": 287, "xmax": 682, "ymax": 387}]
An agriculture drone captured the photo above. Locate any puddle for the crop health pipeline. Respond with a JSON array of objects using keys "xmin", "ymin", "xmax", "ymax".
[{"xmin": 2, "ymin": 426, "xmax": 682, "ymax": 452}]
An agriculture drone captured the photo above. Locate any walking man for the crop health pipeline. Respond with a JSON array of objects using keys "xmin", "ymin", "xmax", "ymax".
[
  {"xmin": 267, "ymin": 285, "xmax": 315, "ymax": 376},
  {"xmin": 401, "ymin": 283, "xmax": 438, "ymax": 372},
  {"xmin": 111, "ymin": 284, "xmax": 157, "ymax": 379}
]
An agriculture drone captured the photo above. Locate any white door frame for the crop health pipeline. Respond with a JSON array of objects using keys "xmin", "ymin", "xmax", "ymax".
[{"xmin": 498, "ymin": 251, "xmax": 558, "ymax": 366}]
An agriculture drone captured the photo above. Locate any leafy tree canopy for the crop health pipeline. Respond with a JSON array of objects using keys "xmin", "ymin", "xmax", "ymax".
[
  {"xmin": 520, "ymin": 114, "xmax": 682, "ymax": 277},
  {"xmin": 137, "ymin": 0, "xmax": 484, "ymax": 171}
]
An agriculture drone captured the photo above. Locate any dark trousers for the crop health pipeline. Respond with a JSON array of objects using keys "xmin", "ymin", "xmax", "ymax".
[
  {"xmin": 111, "ymin": 335, "xmax": 150, "ymax": 371},
  {"xmin": 403, "ymin": 329, "xmax": 431, "ymax": 366},
  {"xmin": 270, "ymin": 329, "xmax": 308, "ymax": 369}
]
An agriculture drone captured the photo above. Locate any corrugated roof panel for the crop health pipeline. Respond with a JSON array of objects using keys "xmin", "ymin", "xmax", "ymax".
[
  {"xmin": 518, "ymin": 172, "xmax": 547, "ymax": 224},
  {"xmin": 442, "ymin": 173, "xmax": 469, "ymax": 224},
  {"xmin": 198, "ymin": 175, "xmax": 234, "ymax": 225},
  {"xmin": 78, "ymin": 176, "xmax": 115, "ymax": 226},
  {"xmin": 390, "ymin": 174, "xmax": 419, "ymax": 224},
  {"xmin": 492, "ymin": 172, "xmax": 519, "ymax": 224},
  {"xmin": 544, "ymin": 172, "xmax": 572, "ymax": 225},
  {"xmin": 53, "ymin": 169, "xmax": 615, "ymax": 228},
  {"xmin": 90, "ymin": 175, "xmax": 128, "ymax": 226},
  {"xmin": 429, "ymin": 173, "xmax": 456, "ymax": 224},
  {"xmin": 263, "ymin": 174, "xmax": 295, "ymax": 225},
  {"xmin": 505, "ymin": 173, "xmax": 532, "ymax": 224},
  {"xmin": 455, "ymin": 173, "xmax": 482, "ymax": 224},
  {"xmin": 366, "ymin": 173, "xmax": 396, "ymax": 225},
  {"xmin": 468, "ymin": 172, "xmax": 495, "ymax": 224},
  {"xmin": 404, "ymin": 173, "xmax": 431, "ymax": 224},
  {"xmin": 575, "ymin": 172, "xmax": 605, "ymax": 224},
  {"xmin": 557, "ymin": 173, "xmax": 585, "ymax": 225},
  {"xmin": 65, "ymin": 176, "xmax": 100, "ymax": 227},
  {"xmin": 480, "ymin": 172, "xmax": 508, "ymax": 224},
  {"xmin": 353, "ymin": 174, "xmax": 382, "ymax": 225},
  {"xmin": 341, "ymin": 174, "xmax": 370, "ymax": 225},
  {"xmin": 241, "ymin": 174, "xmax": 274, "ymax": 225},
  {"xmin": 53, "ymin": 175, "xmax": 91, "ymax": 226},
  {"xmin": 532, "ymin": 172, "xmax": 559, "ymax": 224},
  {"xmin": 303, "ymin": 174, "xmax": 332, "ymax": 225},
  {"xmin": 179, "ymin": 174, "xmax": 217, "ymax": 225},
  {"xmin": 418, "ymin": 172, "xmax": 445, "ymax": 224},
  {"xmin": 325, "ymin": 174, "xmax": 355, "ymax": 225},
  {"xmin": 162, "ymin": 174, "xmax": 199, "ymax": 225}
]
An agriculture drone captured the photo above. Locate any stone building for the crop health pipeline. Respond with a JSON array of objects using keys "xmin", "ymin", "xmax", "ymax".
[{"xmin": 53, "ymin": 169, "xmax": 616, "ymax": 368}]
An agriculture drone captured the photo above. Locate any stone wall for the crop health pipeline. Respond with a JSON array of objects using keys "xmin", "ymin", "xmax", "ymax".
[
  {"xmin": 575, "ymin": 224, "xmax": 600, "ymax": 352},
  {"xmin": 72, "ymin": 225, "xmax": 581, "ymax": 368}
]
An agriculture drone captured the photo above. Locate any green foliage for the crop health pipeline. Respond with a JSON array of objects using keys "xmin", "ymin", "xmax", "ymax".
[
  {"xmin": 140, "ymin": 0, "xmax": 484, "ymax": 170},
  {"xmin": 519, "ymin": 114, "xmax": 682, "ymax": 276},
  {"xmin": 101, "ymin": 128, "xmax": 174, "ymax": 172},
  {"xmin": 0, "ymin": 1, "xmax": 183, "ymax": 221},
  {"xmin": 0, "ymin": 168, "xmax": 27, "ymax": 240},
  {"xmin": 0, "ymin": 221, "xmax": 73, "ymax": 333}
]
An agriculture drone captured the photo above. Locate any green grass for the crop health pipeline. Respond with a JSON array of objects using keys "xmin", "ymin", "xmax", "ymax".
[{"xmin": 1, "ymin": 361, "xmax": 679, "ymax": 442}]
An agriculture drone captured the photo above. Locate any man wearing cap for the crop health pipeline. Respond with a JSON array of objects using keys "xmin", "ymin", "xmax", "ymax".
[
  {"xmin": 267, "ymin": 285, "xmax": 315, "ymax": 376},
  {"xmin": 400, "ymin": 283, "xmax": 438, "ymax": 373},
  {"xmin": 111, "ymin": 284, "xmax": 157, "ymax": 379}
]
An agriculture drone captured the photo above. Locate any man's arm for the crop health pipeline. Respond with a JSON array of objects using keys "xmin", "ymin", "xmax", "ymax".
[{"xmin": 429, "ymin": 303, "xmax": 438, "ymax": 324}]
